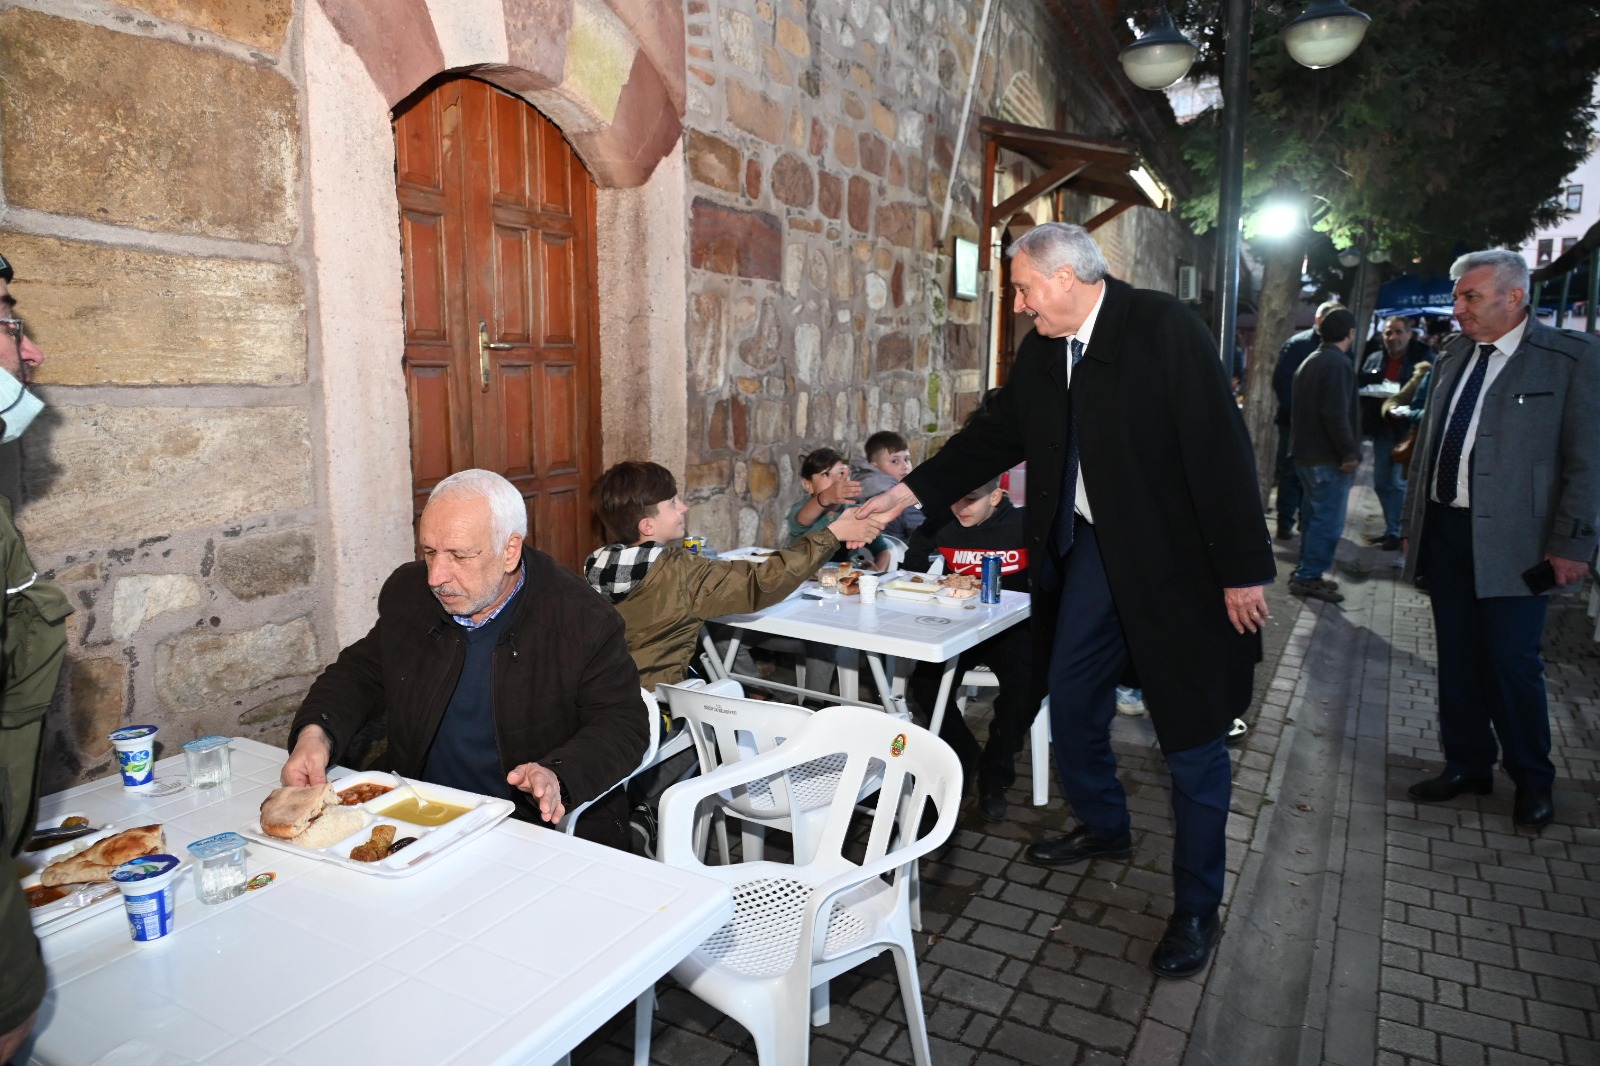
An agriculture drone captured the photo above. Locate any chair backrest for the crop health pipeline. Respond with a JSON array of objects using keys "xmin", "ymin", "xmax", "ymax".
[
  {"xmin": 658, "ymin": 683, "xmax": 816, "ymax": 820},
  {"xmin": 658, "ymin": 706, "xmax": 963, "ymax": 890},
  {"xmin": 559, "ymin": 687, "xmax": 659, "ymax": 835},
  {"xmin": 879, "ymin": 533, "xmax": 908, "ymax": 572}
]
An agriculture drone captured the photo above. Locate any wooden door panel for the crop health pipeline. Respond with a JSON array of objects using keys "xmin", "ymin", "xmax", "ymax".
[
  {"xmin": 407, "ymin": 365, "xmax": 460, "ymax": 487},
  {"xmin": 402, "ymin": 211, "xmax": 450, "ymax": 340},
  {"xmin": 539, "ymin": 119, "xmax": 571, "ymax": 215},
  {"xmin": 489, "ymin": 90, "xmax": 529, "ymax": 208},
  {"xmin": 540, "ymin": 233, "xmax": 575, "ymax": 345},
  {"xmin": 538, "ymin": 361, "xmax": 580, "ymax": 475},
  {"xmin": 395, "ymin": 92, "xmax": 442, "ymax": 191},
  {"xmin": 538, "ymin": 487, "xmax": 581, "ymax": 573},
  {"xmin": 496, "ymin": 364, "xmax": 536, "ymax": 477},
  {"xmin": 493, "ymin": 225, "xmax": 533, "ymax": 342},
  {"xmin": 396, "ymin": 76, "xmax": 599, "ymax": 573}
]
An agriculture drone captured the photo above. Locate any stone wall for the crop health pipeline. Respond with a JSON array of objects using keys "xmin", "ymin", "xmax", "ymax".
[
  {"xmin": 0, "ymin": 3, "xmax": 324, "ymax": 789},
  {"xmin": 675, "ymin": 0, "xmax": 1203, "ymax": 547}
]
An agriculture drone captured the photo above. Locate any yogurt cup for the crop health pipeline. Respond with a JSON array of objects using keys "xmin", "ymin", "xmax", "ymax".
[
  {"xmin": 857, "ymin": 573, "xmax": 881, "ymax": 599},
  {"xmin": 108, "ymin": 725, "xmax": 160, "ymax": 792},
  {"xmin": 111, "ymin": 853, "xmax": 181, "ymax": 942}
]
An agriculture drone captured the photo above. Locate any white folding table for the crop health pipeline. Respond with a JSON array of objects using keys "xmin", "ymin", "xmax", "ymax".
[
  {"xmin": 23, "ymin": 738, "xmax": 732, "ymax": 1066},
  {"xmin": 711, "ymin": 580, "xmax": 1031, "ymax": 735}
]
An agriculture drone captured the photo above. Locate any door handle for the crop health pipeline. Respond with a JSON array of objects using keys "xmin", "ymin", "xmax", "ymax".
[{"xmin": 478, "ymin": 320, "xmax": 514, "ymax": 389}]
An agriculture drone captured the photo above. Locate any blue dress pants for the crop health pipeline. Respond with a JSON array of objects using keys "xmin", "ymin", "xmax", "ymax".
[
  {"xmin": 1047, "ymin": 516, "xmax": 1232, "ymax": 917},
  {"xmin": 1420, "ymin": 502, "xmax": 1554, "ymax": 789}
]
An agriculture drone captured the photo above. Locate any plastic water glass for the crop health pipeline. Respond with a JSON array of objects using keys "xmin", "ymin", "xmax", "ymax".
[
  {"xmin": 187, "ymin": 832, "xmax": 248, "ymax": 904},
  {"xmin": 182, "ymin": 735, "xmax": 233, "ymax": 789}
]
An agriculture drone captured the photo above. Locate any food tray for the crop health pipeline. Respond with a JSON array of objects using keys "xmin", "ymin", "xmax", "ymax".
[
  {"xmin": 238, "ymin": 772, "xmax": 514, "ymax": 879},
  {"xmin": 18, "ymin": 815, "xmax": 179, "ymax": 935}
]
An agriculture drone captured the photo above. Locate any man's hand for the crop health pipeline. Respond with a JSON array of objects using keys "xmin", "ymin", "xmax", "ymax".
[
  {"xmin": 1547, "ymin": 553, "xmax": 1587, "ymax": 588},
  {"xmin": 856, "ymin": 482, "xmax": 918, "ymax": 523},
  {"xmin": 507, "ymin": 762, "xmax": 566, "ymax": 824},
  {"xmin": 280, "ymin": 725, "xmax": 332, "ymax": 786},
  {"xmin": 0, "ymin": 1010, "xmax": 38, "ymax": 1066},
  {"xmin": 817, "ymin": 476, "xmax": 862, "ymax": 507},
  {"xmin": 1339, "ymin": 459, "xmax": 1359, "ymax": 474},
  {"xmin": 827, "ymin": 512, "xmax": 884, "ymax": 550},
  {"xmin": 1224, "ymin": 585, "xmax": 1269, "ymax": 634}
]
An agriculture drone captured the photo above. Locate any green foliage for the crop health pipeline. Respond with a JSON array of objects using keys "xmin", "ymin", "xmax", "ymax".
[{"xmin": 1120, "ymin": 1, "xmax": 1600, "ymax": 268}]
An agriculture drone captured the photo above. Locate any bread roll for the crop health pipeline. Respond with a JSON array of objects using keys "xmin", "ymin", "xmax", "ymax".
[{"xmin": 259, "ymin": 784, "xmax": 338, "ymax": 839}]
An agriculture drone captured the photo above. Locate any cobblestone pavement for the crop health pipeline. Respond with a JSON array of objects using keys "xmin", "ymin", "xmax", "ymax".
[{"xmin": 576, "ymin": 463, "xmax": 1599, "ymax": 1066}]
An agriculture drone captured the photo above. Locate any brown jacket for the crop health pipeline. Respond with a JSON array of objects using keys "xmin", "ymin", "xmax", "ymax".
[{"xmin": 611, "ymin": 532, "xmax": 838, "ymax": 691}]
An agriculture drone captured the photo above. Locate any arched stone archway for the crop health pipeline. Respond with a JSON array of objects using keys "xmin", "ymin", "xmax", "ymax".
[
  {"xmin": 304, "ymin": 0, "xmax": 689, "ymax": 643},
  {"xmin": 315, "ymin": 0, "xmax": 684, "ymax": 189}
]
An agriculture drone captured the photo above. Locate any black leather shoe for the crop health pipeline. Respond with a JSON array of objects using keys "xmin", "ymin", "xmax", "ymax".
[
  {"xmin": 1513, "ymin": 787, "xmax": 1554, "ymax": 828},
  {"xmin": 976, "ymin": 784, "xmax": 1007, "ymax": 824},
  {"xmin": 1150, "ymin": 912, "xmax": 1221, "ymax": 979},
  {"xmin": 1408, "ymin": 770, "xmax": 1494, "ymax": 802},
  {"xmin": 1025, "ymin": 825, "xmax": 1132, "ymax": 866}
]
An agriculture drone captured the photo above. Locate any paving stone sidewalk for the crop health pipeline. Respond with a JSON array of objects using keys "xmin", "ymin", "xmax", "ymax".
[{"xmin": 577, "ymin": 462, "xmax": 1599, "ymax": 1065}]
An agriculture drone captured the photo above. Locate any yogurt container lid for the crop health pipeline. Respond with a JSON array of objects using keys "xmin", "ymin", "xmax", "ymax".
[
  {"xmin": 182, "ymin": 734, "xmax": 231, "ymax": 753},
  {"xmin": 187, "ymin": 831, "xmax": 247, "ymax": 860},
  {"xmin": 109, "ymin": 725, "xmax": 159, "ymax": 742},
  {"xmin": 111, "ymin": 854, "xmax": 181, "ymax": 883}
]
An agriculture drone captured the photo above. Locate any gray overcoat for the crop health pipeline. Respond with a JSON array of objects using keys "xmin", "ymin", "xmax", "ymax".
[{"xmin": 1401, "ymin": 318, "xmax": 1600, "ymax": 597}]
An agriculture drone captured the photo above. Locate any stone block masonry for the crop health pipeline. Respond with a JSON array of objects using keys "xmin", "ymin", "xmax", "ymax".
[{"xmin": 0, "ymin": 4, "xmax": 325, "ymax": 792}]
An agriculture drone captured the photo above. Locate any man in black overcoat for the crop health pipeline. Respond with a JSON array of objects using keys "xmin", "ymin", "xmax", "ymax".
[{"xmin": 861, "ymin": 223, "xmax": 1275, "ymax": 979}]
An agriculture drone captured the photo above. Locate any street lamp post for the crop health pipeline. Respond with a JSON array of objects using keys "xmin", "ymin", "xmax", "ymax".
[{"xmin": 1119, "ymin": 1, "xmax": 1371, "ymax": 368}]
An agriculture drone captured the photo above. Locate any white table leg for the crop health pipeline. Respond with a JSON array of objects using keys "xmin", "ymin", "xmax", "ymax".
[
  {"xmin": 837, "ymin": 647, "xmax": 861, "ymax": 703},
  {"xmin": 925, "ymin": 661, "xmax": 959, "ymax": 736}
]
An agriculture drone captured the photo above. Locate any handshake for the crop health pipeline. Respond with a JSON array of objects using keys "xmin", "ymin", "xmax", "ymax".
[{"xmin": 827, "ymin": 482, "xmax": 918, "ymax": 549}]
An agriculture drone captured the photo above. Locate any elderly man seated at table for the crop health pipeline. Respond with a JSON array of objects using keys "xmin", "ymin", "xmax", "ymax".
[
  {"xmin": 584, "ymin": 460, "xmax": 882, "ymax": 691},
  {"xmin": 282, "ymin": 469, "xmax": 648, "ymax": 850}
]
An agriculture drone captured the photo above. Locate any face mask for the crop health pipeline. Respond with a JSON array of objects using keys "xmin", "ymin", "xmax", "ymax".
[{"xmin": 0, "ymin": 368, "xmax": 43, "ymax": 443}]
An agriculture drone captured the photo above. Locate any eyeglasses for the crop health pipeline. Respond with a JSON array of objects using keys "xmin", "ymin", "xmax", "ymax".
[{"xmin": 0, "ymin": 318, "xmax": 23, "ymax": 342}]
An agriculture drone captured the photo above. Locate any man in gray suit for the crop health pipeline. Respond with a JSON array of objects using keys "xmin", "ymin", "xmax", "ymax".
[{"xmin": 1401, "ymin": 249, "xmax": 1600, "ymax": 828}]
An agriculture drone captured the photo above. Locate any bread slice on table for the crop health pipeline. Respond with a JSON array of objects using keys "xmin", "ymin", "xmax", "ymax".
[
  {"xmin": 39, "ymin": 824, "xmax": 165, "ymax": 886},
  {"xmin": 259, "ymin": 784, "xmax": 339, "ymax": 839}
]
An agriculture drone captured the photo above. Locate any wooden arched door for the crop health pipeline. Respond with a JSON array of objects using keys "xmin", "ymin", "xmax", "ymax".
[{"xmin": 394, "ymin": 76, "xmax": 600, "ymax": 572}]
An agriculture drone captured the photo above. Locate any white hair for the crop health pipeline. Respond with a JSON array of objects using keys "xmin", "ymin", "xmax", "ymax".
[
  {"xmin": 1450, "ymin": 249, "xmax": 1531, "ymax": 308},
  {"xmin": 1008, "ymin": 222, "xmax": 1110, "ymax": 283},
  {"xmin": 428, "ymin": 469, "xmax": 528, "ymax": 549}
]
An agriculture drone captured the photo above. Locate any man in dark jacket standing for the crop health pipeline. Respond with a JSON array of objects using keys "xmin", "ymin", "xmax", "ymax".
[
  {"xmin": 861, "ymin": 223, "xmax": 1273, "ymax": 980},
  {"xmin": 1289, "ymin": 308, "xmax": 1361, "ymax": 603},
  {"xmin": 283, "ymin": 469, "xmax": 648, "ymax": 850},
  {"xmin": 1358, "ymin": 316, "xmax": 1430, "ymax": 550},
  {"xmin": 1271, "ymin": 301, "xmax": 1344, "ymax": 539}
]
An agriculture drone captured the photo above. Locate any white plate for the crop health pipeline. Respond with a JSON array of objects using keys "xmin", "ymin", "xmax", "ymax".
[
  {"xmin": 239, "ymin": 773, "xmax": 514, "ymax": 879},
  {"xmin": 18, "ymin": 818, "xmax": 173, "ymax": 935}
]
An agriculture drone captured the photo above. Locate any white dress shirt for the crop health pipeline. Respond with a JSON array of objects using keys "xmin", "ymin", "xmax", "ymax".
[
  {"xmin": 1432, "ymin": 314, "xmax": 1529, "ymax": 508},
  {"xmin": 1066, "ymin": 285, "xmax": 1107, "ymax": 524}
]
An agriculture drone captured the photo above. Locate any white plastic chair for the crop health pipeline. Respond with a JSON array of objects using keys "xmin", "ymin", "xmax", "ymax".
[
  {"xmin": 658, "ymin": 683, "xmax": 881, "ymax": 864},
  {"xmin": 651, "ymin": 706, "xmax": 962, "ymax": 1066},
  {"xmin": 879, "ymin": 533, "xmax": 908, "ymax": 572},
  {"xmin": 559, "ymin": 687, "xmax": 696, "ymax": 836},
  {"xmin": 955, "ymin": 668, "xmax": 1052, "ymax": 806}
]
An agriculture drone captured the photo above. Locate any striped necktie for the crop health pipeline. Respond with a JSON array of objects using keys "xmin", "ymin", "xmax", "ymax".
[
  {"xmin": 1051, "ymin": 337, "xmax": 1088, "ymax": 555},
  {"xmin": 1434, "ymin": 344, "xmax": 1495, "ymax": 506}
]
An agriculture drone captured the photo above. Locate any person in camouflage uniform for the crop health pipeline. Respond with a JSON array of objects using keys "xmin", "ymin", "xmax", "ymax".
[{"xmin": 0, "ymin": 250, "xmax": 72, "ymax": 1062}]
